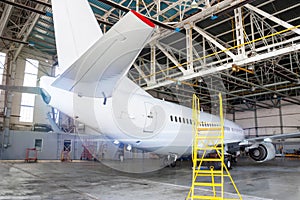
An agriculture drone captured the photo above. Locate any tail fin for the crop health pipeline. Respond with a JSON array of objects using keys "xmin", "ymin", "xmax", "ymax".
[
  {"xmin": 51, "ymin": 10, "xmax": 155, "ymax": 98},
  {"xmin": 52, "ymin": 0, "xmax": 103, "ymax": 72}
]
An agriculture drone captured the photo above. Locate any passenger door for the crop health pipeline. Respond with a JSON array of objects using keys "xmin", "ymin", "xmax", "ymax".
[{"xmin": 143, "ymin": 102, "xmax": 157, "ymax": 133}]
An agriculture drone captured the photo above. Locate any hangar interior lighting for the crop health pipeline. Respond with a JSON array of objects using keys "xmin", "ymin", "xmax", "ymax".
[
  {"xmin": 126, "ymin": 145, "xmax": 132, "ymax": 151},
  {"xmin": 113, "ymin": 140, "xmax": 120, "ymax": 145},
  {"xmin": 191, "ymin": 0, "xmax": 198, "ymax": 9}
]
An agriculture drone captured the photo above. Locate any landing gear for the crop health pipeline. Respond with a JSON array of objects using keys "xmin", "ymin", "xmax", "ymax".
[
  {"xmin": 225, "ymin": 158, "xmax": 232, "ymax": 170},
  {"xmin": 203, "ymin": 153, "xmax": 234, "ymax": 170},
  {"xmin": 161, "ymin": 154, "xmax": 178, "ymax": 168},
  {"xmin": 170, "ymin": 161, "xmax": 177, "ymax": 168}
]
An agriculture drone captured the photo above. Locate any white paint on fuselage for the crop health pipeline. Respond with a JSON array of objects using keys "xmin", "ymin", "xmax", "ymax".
[{"xmin": 40, "ymin": 76, "xmax": 245, "ymax": 156}]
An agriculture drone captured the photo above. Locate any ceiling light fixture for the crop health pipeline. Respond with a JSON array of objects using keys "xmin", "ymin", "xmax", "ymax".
[
  {"xmin": 113, "ymin": 140, "xmax": 120, "ymax": 145},
  {"xmin": 191, "ymin": 0, "xmax": 198, "ymax": 9},
  {"xmin": 126, "ymin": 144, "xmax": 132, "ymax": 151}
]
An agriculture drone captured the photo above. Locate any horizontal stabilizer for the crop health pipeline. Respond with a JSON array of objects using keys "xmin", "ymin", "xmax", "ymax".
[{"xmin": 51, "ymin": 10, "xmax": 155, "ymax": 98}]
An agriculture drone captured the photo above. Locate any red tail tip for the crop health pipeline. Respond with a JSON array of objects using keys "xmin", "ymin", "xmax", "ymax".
[{"xmin": 131, "ymin": 10, "xmax": 155, "ymax": 28}]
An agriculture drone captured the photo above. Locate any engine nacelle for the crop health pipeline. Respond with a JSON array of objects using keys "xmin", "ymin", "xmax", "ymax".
[{"xmin": 248, "ymin": 142, "xmax": 276, "ymax": 162}]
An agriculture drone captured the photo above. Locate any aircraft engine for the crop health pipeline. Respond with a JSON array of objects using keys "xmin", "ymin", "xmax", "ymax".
[{"xmin": 248, "ymin": 142, "xmax": 276, "ymax": 162}]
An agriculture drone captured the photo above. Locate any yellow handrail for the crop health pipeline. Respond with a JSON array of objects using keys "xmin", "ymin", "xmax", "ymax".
[{"xmin": 186, "ymin": 93, "xmax": 242, "ymax": 200}]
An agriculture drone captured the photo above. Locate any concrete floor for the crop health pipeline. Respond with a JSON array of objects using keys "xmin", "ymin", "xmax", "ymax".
[{"xmin": 0, "ymin": 157, "xmax": 299, "ymax": 200}]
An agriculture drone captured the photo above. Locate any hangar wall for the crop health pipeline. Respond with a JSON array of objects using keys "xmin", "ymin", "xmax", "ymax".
[
  {"xmin": 0, "ymin": 55, "xmax": 52, "ymax": 127},
  {"xmin": 227, "ymin": 101, "xmax": 300, "ymax": 137},
  {"xmin": 0, "ymin": 130, "xmax": 113, "ymax": 160},
  {"xmin": 0, "ymin": 130, "xmax": 149, "ymax": 161}
]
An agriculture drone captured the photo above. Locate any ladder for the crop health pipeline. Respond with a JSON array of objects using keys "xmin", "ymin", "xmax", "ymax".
[{"xmin": 186, "ymin": 93, "xmax": 242, "ymax": 200}]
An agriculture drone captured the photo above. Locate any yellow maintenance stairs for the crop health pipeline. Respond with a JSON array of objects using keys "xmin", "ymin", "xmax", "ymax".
[{"xmin": 186, "ymin": 93, "xmax": 242, "ymax": 200}]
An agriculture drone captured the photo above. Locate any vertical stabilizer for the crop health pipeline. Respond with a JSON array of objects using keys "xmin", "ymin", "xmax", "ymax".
[{"xmin": 52, "ymin": 0, "xmax": 103, "ymax": 73}]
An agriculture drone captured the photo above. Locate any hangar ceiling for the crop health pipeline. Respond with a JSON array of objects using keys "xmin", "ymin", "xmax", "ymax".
[{"xmin": 0, "ymin": 0, "xmax": 299, "ymax": 113}]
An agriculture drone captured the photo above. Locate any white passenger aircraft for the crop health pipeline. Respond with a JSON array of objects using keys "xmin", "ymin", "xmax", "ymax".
[{"xmin": 38, "ymin": 0, "xmax": 300, "ymax": 167}]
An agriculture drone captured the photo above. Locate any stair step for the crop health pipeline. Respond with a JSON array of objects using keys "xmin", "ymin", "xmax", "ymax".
[
  {"xmin": 196, "ymin": 147, "xmax": 223, "ymax": 150},
  {"xmin": 196, "ymin": 136, "xmax": 222, "ymax": 140},
  {"xmin": 190, "ymin": 195, "xmax": 225, "ymax": 199},
  {"xmin": 196, "ymin": 158, "xmax": 222, "ymax": 162},
  {"xmin": 193, "ymin": 169, "xmax": 223, "ymax": 174},
  {"xmin": 193, "ymin": 182, "xmax": 222, "ymax": 187},
  {"xmin": 198, "ymin": 127, "xmax": 222, "ymax": 131}
]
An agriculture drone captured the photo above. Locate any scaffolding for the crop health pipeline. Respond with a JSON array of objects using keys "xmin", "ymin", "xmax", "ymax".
[{"xmin": 186, "ymin": 93, "xmax": 242, "ymax": 200}]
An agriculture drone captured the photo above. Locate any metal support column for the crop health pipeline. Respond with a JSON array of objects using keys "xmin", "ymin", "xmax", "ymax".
[
  {"xmin": 156, "ymin": 0, "xmax": 160, "ymax": 21},
  {"xmin": 2, "ymin": 51, "xmax": 16, "ymax": 151},
  {"xmin": 233, "ymin": 110, "xmax": 236, "ymax": 122},
  {"xmin": 0, "ymin": 3, "xmax": 14, "ymax": 36},
  {"xmin": 254, "ymin": 104, "xmax": 258, "ymax": 137},
  {"xmin": 234, "ymin": 7, "xmax": 246, "ymax": 60},
  {"xmin": 185, "ymin": 23, "xmax": 194, "ymax": 73},
  {"xmin": 136, "ymin": 0, "xmax": 139, "ymax": 12},
  {"xmin": 278, "ymin": 99, "xmax": 284, "ymax": 134},
  {"xmin": 150, "ymin": 42, "xmax": 156, "ymax": 85}
]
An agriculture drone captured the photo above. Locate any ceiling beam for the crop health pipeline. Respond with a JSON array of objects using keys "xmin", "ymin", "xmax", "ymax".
[
  {"xmin": 96, "ymin": 0, "xmax": 174, "ymax": 30},
  {"xmin": 193, "ymin": 25, "xmax": 236, "ymax": 59},
  {"xmin": 152, "ymin": 0, "xmax": 185, "ymax": 18},
  {"xmin": 155, "ymin": 42, "xmax": 187, "ymax": 74},
  {"xmin": 133, "ymin": 63, "xmax": 150, "ymax": 85},
  {"xmin": 29, "ymin": 0, "xmax": 51, "ymax": 7},
  {"xmin": 0, "ymin": 0, "xmax": 46, "ymax": 15},
  {"xmin": 13, "ymin": 4, "xmax": 45, "ymax": 60},
  {"xmin": 0, "ymin": 36, "xmax": 29, "ymax": 45},
  {"xmin": 220, "ymin": 72, "xmax": 300, "ymax": 105},
  {"xmin": 245, "ymin": 4, "xmax": 300, "ymax": 35},
  {"xmin": 144, "ymin": 43, "xmax": 300, "ymax": 90},
  {"xmin": 0, "ymin": 3, "xmax": 14, "ymax": 36}
]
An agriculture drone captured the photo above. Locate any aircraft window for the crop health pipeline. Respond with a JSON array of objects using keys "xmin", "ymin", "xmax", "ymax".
[
  {"xmin": 183, "ymin": 118, "xmax": 185, "ymax": 123},
  {"xmin": 179, "ymin": 117, "xmax": 181, "ymax": 123},
  {"xmin": 186, "ymin": 118, "xmax": 189, "ymax": 124},
  {"xmin": 175, "ymin": 116, "xmax": 177, "ymax": 122},
  {"xmin": 170, "ymin": 115, "xmax": 173, "ymax": 122},
  {"xmin": 190, "ymin": 119, "xmax": 192, "ymax": 124}
]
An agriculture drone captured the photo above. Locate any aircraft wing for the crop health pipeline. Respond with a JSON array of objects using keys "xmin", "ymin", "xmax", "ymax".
[
  {"xmin": 51, "ymin": 10, "xmax": 155, "ymax": 98},
  {"xmin": 239, "ymin": 132, "xmax": 300, "ymax": 146}
]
